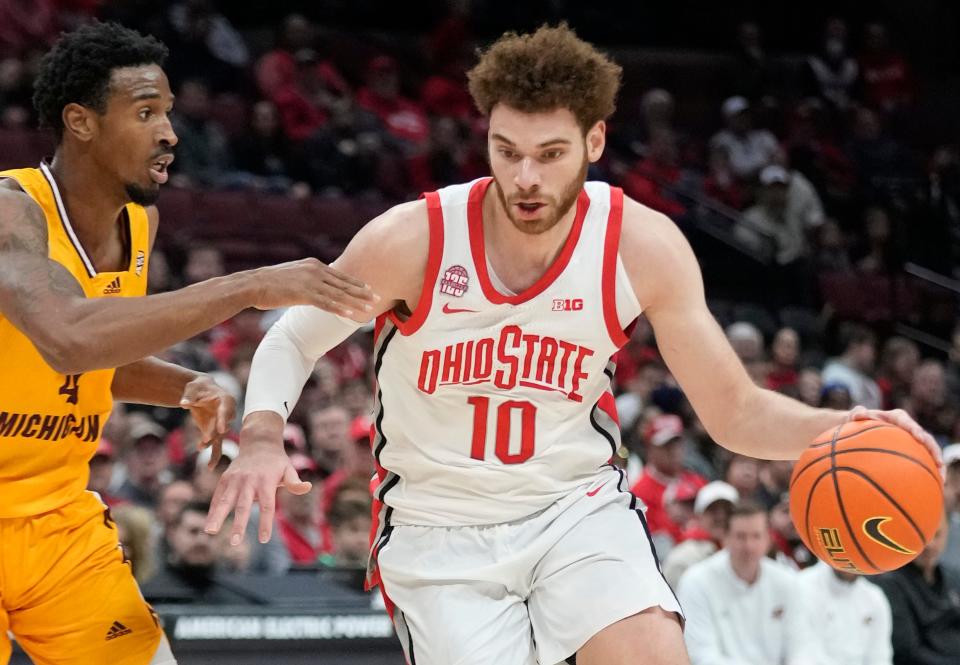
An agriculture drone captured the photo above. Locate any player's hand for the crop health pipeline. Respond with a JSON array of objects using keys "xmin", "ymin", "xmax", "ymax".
[
  {"xmin": 248, "ymin": 258, "xmax": 379, "ymax": 319},
  {"xmin": 204, "ymin": 425, "xmax": 311, "ymax": 545},
  {"xmin": 848, "ymin": 405, "xmax": 943, "ymax": 471},
  {"xmin": 179, "ymin": 374, "xmax": 235, "ymax": 469}
]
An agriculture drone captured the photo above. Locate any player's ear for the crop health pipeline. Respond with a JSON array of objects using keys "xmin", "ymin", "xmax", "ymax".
[
  {"xmin": 586, "ymin": 120, "xmax": 605, "ymax": 163},
  {"xmin": 62, "ymin": 103, "xmax": 97, "ymax": 143}
]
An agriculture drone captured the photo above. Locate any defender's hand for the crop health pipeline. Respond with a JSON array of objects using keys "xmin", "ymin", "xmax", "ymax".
[{"xmin": 249, "ymin": 258, "xmax": 378, "ymax": 319}]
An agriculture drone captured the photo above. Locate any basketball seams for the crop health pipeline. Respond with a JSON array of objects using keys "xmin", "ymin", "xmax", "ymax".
[
  {"xmin": 802, "ymin": 467, "xmax": 834, "ymax": 559},
  {"xmin": 834, "ymin": 466, "xmax": 929, "ymax": 546},
  {"xmin": 830, "ymin": 429, "xmax": 880, "ymax": 573},
  {"xmin": 808, "ymin": 423, "xmax": 894, "ymax": 448},
  {"xmin": 790, "ymin": 446, "xmax": 941, "ymax": 490}
]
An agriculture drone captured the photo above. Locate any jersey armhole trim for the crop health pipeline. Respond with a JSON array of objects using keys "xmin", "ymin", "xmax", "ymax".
[
  {"xmin": 602, "ymin": 186, "xmax": 630, "ymax": 348},
  {"xmin": 387, "ymin": 191, "xmax": 444, "ymax": 335}
]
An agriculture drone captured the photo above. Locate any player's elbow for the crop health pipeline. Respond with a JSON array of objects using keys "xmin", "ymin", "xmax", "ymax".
[{"xmin": 37, "ymin": 333, "xmax": 98, "ymax": 374}]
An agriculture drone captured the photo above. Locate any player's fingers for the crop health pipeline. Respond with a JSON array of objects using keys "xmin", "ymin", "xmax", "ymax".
[
  {"xmin": 281, "ymin": 464, "xmax": 312, "ymax": 495},
  {"xmin": 257, "ymin": 481, "xmax": 278, "ymax": 544},
  {"xmin": 320, "ymin": 264, "xmax": 375, "ymax": 294},
  {"xmin": 309, "ymin": 294, "xmax": 356, "ymax": 318},
  {"xmin": 206, "ymin": 437, "xmax": 223, "ymax": 470},
  {"xmin": 205, "ymin": 475, "xmax": 239, "ymax": 534},
  {"xmin": 230, "ymin": 482, "xmax": 256, "ymax": 546},
  {"xmin": 217, "ymin": 398, "xmax": 233, "ymax": 434}
]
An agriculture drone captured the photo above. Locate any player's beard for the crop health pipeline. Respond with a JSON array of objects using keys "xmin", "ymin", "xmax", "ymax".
[
  {"xmin": 493, "ymin": 154, "xmax": 588, "ymax": 236},
  {"xmin": 125, "ymin": 182, "xmax": 160, "ymax": 206}
]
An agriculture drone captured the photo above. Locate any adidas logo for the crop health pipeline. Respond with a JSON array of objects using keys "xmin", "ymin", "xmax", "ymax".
[
  {"xmin": 102, "ymin": 277, "xmax": 121, "ymax": 295},
  {"xmin": 105, "ymin": 620, "xmax": 132, "ymax": 641}
]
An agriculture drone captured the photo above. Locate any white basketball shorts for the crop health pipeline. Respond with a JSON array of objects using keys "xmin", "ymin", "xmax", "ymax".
[{"xmin": 376, "ymin": 465, "xmax": 684, "ymax": 665}]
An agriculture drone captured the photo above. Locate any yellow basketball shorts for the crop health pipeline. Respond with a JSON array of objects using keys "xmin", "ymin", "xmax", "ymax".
[{"xmin": 0, "ymin": 491, "xmax": 164, "ymax": 665}]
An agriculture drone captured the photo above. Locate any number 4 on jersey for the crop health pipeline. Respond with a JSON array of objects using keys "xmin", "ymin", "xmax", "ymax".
[
  {"xmin": 467, "ymin": 396, "xmax": 536, "ymax": 464},
  {"xmin": 58, "ymin": 374, "xmax": 81, "ymax": 405}
]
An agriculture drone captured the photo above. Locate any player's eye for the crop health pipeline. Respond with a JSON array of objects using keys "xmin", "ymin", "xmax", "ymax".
[
  {"xmin": 542, "ymin": 150, "xmax": 563, "ymax": 160},
  {"xmin": 138, "ymin": 108, "xmax": 151, "ymax": 121}
]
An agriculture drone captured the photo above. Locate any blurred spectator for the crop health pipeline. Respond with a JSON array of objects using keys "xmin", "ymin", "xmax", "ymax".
[
  {"xmin": 876, "ymin": 336, "xmax": 921, "ymax": 409},
  {"xmin": 723, "ymin": 454, "xmax": 760, "ymax": 500},
  {"xmin": 658, "ymin": 477, "xmax": 700, "ymax": 557},
  {"xmin": 735, "ymin": 164, "xmax": 823, "ymax": 278},
  {"xmin": 943, "ymin": 444, "xmax": 960, "ymax": 571},
  {"xmin": 140, "ymin": 500, "xmax": 251, "ymax": 603},
  {"xmin": 766, "ymin": 327, "xmax": 800, "ymax": 391},
  {"xmin": 308, "ymin": 404, "xmax": 354, "ymax": 477},
  {"xmin": 904, "ymin": 360, "xmax": 957, "ymax": 442},
  {"xmin": 755, "ymin": 460, "xmax": 793, "ymax": 510},
  {"xmin": 0, "ymin": 56, "xmax": 33, "ymax": 128},
  {"xmin": 677, "ymin": 501, "xmax": 819, "ymax": 665},
  {"xmin": 214, "ymin": 516, "xmax": 253, "ymax": 574},
  {"xmin": 147, "ymin": 247, "xmax": 176, "ymax": 294},
  {"xmin": 767, "ymin": 492, "xmax": 814, "ymax": 569},
  {"xmin": 709, "ymin": 96, "xmax": 779, "ymax": 182},
  {"xmin": 630, "ymin": 414, "xmax": 706, "ymax": 546},
  {"xmin": 663, "ymin": 480, "xmax": 739, "ymax": 587},
  {"xmin": 820, "ymin": 382, "xmax": 854, "ymax": 410},
  {"xmin": 797, "ymin": 562, "xmax": 894, "ymax": 665},
  {"xmin": 112, "ymin": 502, "xmax": 158, "ymax": 584},
  {"xmin": 912, "ymin": 146, "xmax": 960, "ymax": 276},
  {"xmin": 357, "ymin": 55, "xmax": 429, "ymax": 148},
  {"xmin": 255, "ymin": 14, "xmax": 314, "ymax": 98},
  {"xmin": 703, "ymin": 143, "xmax": 745, "ymax": 210},
  {"xmin": 163, "ymin": 0, "xmax": 248, "ymax": 92},
  {"xmin": 855, "ymin": 206, "xmax": 899, "ymax": 274},
  {"xmin": 276, "ymin": 452, "xmax": 329, "ymax": 565},
  {"xmin": 88, "ymin": 438, "xmax": 125, "ymax": 507},
  {"xmin": 192, "ymin": 439, "xmax": 238, "ymax": 502},
  {"xmin": 804, "ymin": 18, "xmax": 858, "ymax": 111},
  {"xmin": 183, "ymin": 243, "xmax": 226, "ymax": 285},
  {"xmin": 0, "ymin": 0, "xmax": 57, "ymax": 57},
  {"xmin": 875, "ymin": 514, "xmax": 960, "ymax": 665},
  {"xmin": 156, "ymin": 479, "xmax": 196, "ymax": 542},
  {"xmin": 812, "ymin": 218, "xmax": 853, "ymax": 272},
  {"xmin": 117, "ymin": 419, "xmax": 170, "ymax": 509},
  {"xmin": 271, "ymin": 47, "xmax": 350, "ymax": 142},
  {"xmin": 821, "ymin": 322, "xmax": 881, "ymax": 409},
  {"xmin": 319, "ymin": 495, "xmax": 372, "ymax": 569},
  {"xmin": 208, "ymin": 308, "xmax": 266, "ymax": 369},
  {"xmin": 725, "ymin": 321, "xmax": 766, "ymax": 384},
  {"xmin": 409, "ymin": 116, "xmax": 470, "ymax": 192},
  {"xmin": 731, "ymin": 21, "xmax": 775, "ymax": 101},
  {"xmin": 232, "ymin": 100, "xmax": 310, "ymax": 194},
  {"xmin": 858, "ymin": 22, "xmax": 913, "ymax": 114},
  {"xmin": 845, "ymin": 107, "xmax": 913, "ymax": 200},
  {"xmin": 796, "ymin": 366, "xmax": 823, "ymax": 407},
  {"xmin": 170, "ymin": 79, "xmax": 234, "ymax": 188},
  {"xmin": 621, "ymin": 126, "xmax": 694, "ymax": 218},
  {"xmin": 785, "ymin": 98, "xmax": 856, "ymax": 206}
]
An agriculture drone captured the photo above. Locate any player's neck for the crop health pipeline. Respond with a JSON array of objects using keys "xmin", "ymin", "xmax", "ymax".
[
  {"xmin": 49, "ymin": 149, "xmax": 130, "ymax": 255},
  {"xmin": 481, "ymin": 184, "xmax": 577, "ymax": 280}
]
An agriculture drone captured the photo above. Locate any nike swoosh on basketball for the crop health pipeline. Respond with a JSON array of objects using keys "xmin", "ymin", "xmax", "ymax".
[
  {"xmin": 862, "ymin": 516, "xmax": 915, "ymax": 554},
  {"xmin": 586, "ymin": 480, "xmax": 609, "ymax": 497},
  {"xmin": 442, "ymin": 303, "xmax": 478, "ymax": 314}
]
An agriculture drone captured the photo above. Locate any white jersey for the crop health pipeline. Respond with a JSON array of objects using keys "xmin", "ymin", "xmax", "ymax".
[{"xmin": 371, "ymin": 178, "xmax": 641, "ymax": 530}]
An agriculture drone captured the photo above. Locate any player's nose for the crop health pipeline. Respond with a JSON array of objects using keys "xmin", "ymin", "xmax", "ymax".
[{"xmin": 514, "ymin": 157, "xmax": 541, "ymax": 189}]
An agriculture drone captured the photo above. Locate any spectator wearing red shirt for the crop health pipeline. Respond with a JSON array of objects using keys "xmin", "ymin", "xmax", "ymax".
[
  {"xmin": 630, "ymin": 414, "xmax": 706, "ymax": 545},
  {"xmin": 357, "ymin": 55, "xmax": 430, "ymax": 147},
  {"xmin": 858, "ymin": 22, "xmax": 913, "ymax": 113},
  {"xmin": 766, "ymin": 327, "xmax": 800, "ymax": 392},
  {"xmin": 276, "ymin": 452, "xmax": 331, "ymax": 565},
  {"xmin": 621, "ymin": 127, "xmax": 690, "ymax": 219}
]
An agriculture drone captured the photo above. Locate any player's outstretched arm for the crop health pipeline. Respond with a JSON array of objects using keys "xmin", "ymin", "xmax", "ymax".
[
  {"xmin": 206, "ymin": 198, "xmax": 429, "ymax": 545},
  {"xmin": 0, "ymin": 187, "xmax": 377, "ymax": 374},
  {"xmin": 620, "ymin": 197, "xmax": 938, "ymax": 464}
]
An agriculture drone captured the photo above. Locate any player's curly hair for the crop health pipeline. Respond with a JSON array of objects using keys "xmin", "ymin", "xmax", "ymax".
[
  {"xmin": 467, "ymin": 23, "xmax": 622, "ymax": 134},
  {"xmin": 33, "ymin": 21, "xmax": 168, "ymax": 141}
]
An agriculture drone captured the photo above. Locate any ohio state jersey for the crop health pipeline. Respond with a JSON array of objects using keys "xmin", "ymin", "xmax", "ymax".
[{"xmin": 371, "ymin": 177, "xmax": 641, "ymax": 527}]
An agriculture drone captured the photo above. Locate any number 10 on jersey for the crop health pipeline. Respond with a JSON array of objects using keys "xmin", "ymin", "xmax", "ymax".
[{"xmin": 467, "ymin": 396, "xmax": 536, "ymax": 464}]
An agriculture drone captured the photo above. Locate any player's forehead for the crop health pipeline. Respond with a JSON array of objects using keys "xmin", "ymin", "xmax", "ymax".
[
  {"xmin": 488, "ymin": 104, "xmax": 582, "ymax": 149},
  {"xmin": 107, "ymin": 64, "xmax": 172, "ymax": 106}
]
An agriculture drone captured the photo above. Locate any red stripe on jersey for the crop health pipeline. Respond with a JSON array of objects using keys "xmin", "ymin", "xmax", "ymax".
[
  {"xmin": 598, "ymin": 391, "xmax": 620, "ymax": 426},
  {"xmin": 388, "ymin": 191, "xmax": 445, "ymax": 335},
  {"xmin": 468, "ymin": 177, "xmax": 590, "ymax": 305},
  {"xmin": 602, "ymin": 187, "xmax": 630, "ymax": 348}
]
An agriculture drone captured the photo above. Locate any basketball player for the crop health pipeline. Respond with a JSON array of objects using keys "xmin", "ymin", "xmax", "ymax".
[
  {"xmin": 0, "ymin": 22, "xmax": 374, "ymax": 665},
  {"xmin": 208, "ymin": 25, "xmax": 940, "ymax": 665}
]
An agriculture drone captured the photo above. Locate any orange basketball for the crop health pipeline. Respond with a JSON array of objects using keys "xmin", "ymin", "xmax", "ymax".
[{"xmin": 789, "ymin": 419, "xmax": 943, "ymax": 574}]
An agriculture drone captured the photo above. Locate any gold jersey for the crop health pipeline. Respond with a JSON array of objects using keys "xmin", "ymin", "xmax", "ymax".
[{"xmin": 0, "ymin": 163, "xmax": 149, "ymax": 517}]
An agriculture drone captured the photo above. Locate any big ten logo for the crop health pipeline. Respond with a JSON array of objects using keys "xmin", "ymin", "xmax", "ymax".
[
  {"xmin": 440, "ymin": 265, "xmax": 469, "ymax": 297},
  {"xmin": 817, "ymin": 527, "xmax": 865, "ymax": 574},
  {"xmin": 552, "ymin": 298, "xmax": 584, "ymax": 312}
]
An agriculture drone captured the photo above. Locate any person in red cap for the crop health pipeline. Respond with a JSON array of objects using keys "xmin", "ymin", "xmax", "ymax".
[
  {"xmin": 87, "ymin": 438, "xmax": 126, "ymax": 509},
  {"xmin": 630, "ymin": 414, "xmax": 706, "ymax": 545}
]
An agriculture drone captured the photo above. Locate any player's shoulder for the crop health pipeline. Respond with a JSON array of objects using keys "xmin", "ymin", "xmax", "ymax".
[
  {"xmin": 352, "ymin": 197, "xmax": 430, "ymax": 254},
  {"xmin": 0, "ymin": 178, "xmax": 45, "ymax": 234}
]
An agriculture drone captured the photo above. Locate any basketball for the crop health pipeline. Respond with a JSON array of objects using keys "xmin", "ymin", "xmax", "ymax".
[{"xmin": 789, "ymin": 419, "xmax": 943, "ymax": 574}]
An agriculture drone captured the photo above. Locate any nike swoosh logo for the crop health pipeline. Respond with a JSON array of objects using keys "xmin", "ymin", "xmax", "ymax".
[
  {"xmin": 586, "ymin": 480, "xmax": 609, "ymax": 497},
  {"xmin": 862, "ymin": 517, "xmax": 915, "ymax": 555},
  {"xmin": 442, "ymin": 304, "xmax": 478, "ymax": 314}
]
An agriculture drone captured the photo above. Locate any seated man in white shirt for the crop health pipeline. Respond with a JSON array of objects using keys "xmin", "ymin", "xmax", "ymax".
[
  {"xmin": 677, "ymin": 500, "xmax": 820, "ymax": 665},
  {"xmin": 796, "ymin": 562, "xmax": 893, "ymax": 665}
]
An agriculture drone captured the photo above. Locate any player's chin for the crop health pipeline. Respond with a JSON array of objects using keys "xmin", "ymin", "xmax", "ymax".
[{"xmin": 125, "ymin": 180, "xmax": 161, "ymax": 206}]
